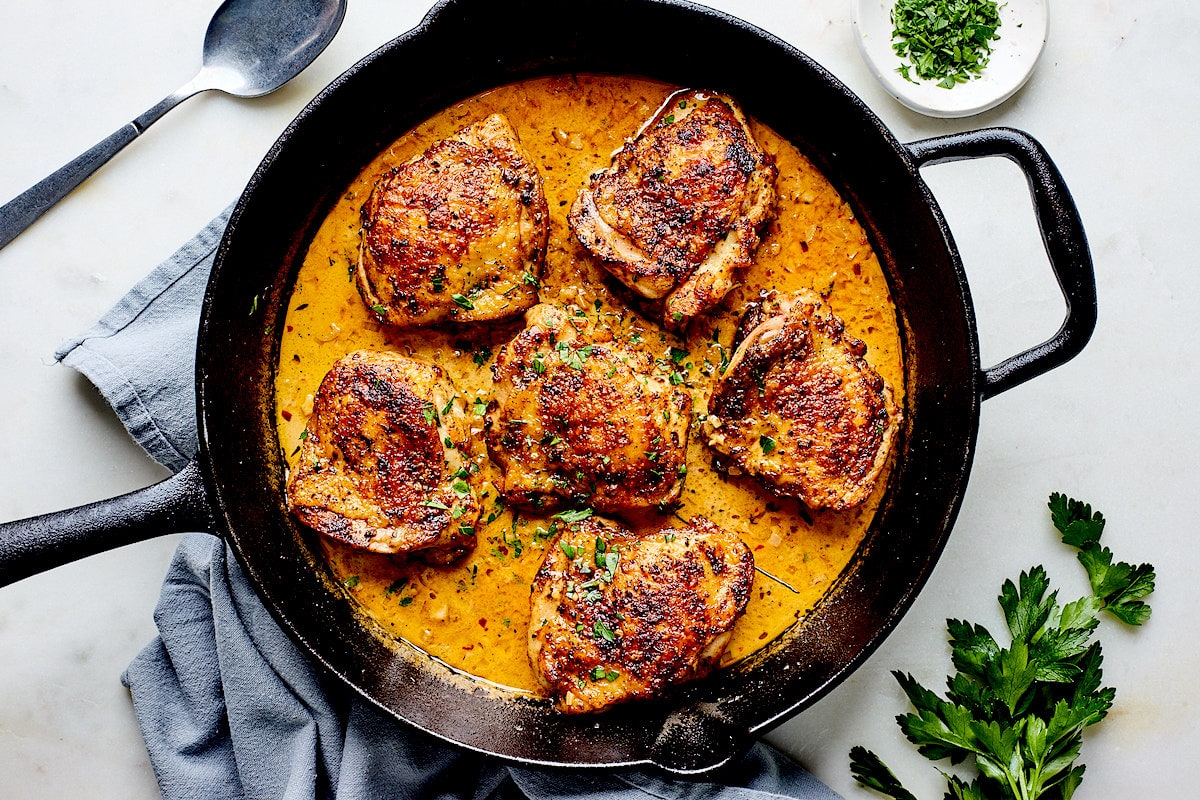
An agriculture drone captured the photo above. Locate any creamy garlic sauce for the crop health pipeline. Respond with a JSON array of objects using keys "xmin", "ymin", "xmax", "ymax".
[{"xmin": 274, "ymin": 75, "xmax": 904, "ymax": 695}]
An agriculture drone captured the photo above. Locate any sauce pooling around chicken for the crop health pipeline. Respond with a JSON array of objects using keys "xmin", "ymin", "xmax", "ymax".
[{"xmin": 275, "ymin": 75, "xmax": 904, "ymax": 696}]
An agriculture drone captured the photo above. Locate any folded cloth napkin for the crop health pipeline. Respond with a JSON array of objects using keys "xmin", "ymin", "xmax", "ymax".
[{"xmin": 55, "ymin": 208, "xmax": 843, "ymax": 800}]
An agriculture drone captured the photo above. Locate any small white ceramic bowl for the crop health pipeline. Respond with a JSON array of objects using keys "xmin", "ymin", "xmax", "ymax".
[{"xmin": 853, "ymin": 0, "xmax": 1049, "ymax": 118}]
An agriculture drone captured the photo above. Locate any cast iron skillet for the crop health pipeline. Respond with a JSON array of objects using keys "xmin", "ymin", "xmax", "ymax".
[{"xmin": 0, "ymin": 0, "xmax": 1096, "ymax": 776}]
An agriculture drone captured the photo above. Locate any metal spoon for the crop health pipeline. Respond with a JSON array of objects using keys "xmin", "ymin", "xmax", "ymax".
[{"xmin": 0, "ymin": 0, "xmax": 347, "ymax": 251}]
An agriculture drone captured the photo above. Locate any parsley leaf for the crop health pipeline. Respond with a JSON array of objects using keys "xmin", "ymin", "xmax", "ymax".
[
  {"xmin": 1049, "ymin": 492, "xmax": 1155, "ymax": 625},
  {"xmin": 553, "ymin": 508, "xmax": 594, "ymax": 524},
  {"xmin": 592, "ymin": 619, "xmax": 616, "ymax": 642},
  {"xmin": 849, "ymin": 747, "xmax": 919, "ymax": 800}
]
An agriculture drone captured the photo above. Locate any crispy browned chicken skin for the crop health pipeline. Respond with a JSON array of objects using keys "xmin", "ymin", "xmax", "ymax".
[
  {"xmin": 529, "ymin": 515, "xmax": 754, "ymax": 714},
  {"xmin": 568, "ymin": 90, "xmax": 777, "ymax": 330},
  {"xmin": 703, "ymin": 290, "xmax": 899, "ymax": 510},
  {"xmin": 357, "ymin": 113, "xmax": 548, "ymax": 327},
  {"xmin": 287, "ymin": 350, "xmax": 480, "ymax": 563},
  {"xmin": 486, "ymin": 303, "xmax": 691, "ymax": 513}
]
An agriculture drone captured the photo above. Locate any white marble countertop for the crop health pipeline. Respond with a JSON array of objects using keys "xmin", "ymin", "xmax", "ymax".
[{"xmin": 1, "ymin": 1, "xmax": 1196, "ymax": 797}]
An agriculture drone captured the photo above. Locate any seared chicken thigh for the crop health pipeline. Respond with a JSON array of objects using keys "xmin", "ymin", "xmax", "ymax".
[
  {"xmin": 568, "ymin": 90, "xmax": 777, "ymax": 330},
  {"xmin": 357, "ymin": 113, "xmax": 548, "ymax": 327},
  {"xmin": 529, "ymin": 515, "xmax": 754, "ymax": 714},
  {"xmin": 486, "ymin": 303, "xmax": 691, "ymax": 513},
  {"xmin": 704, "ymin": 290, "xmax": 899, "ymax": 510},
  {"xmin": 287, "ymin": 350, "xmax": 480, "ymax": 563}
]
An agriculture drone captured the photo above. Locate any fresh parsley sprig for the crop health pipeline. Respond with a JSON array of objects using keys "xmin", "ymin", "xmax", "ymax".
[{"xmin": 850, "ymin": 494, "xmax": 1155, "ymax": 800}]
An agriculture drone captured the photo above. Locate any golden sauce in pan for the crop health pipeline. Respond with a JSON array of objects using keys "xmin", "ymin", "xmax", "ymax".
[{"xmin": 274, "ymin": 75, "xmax": 903, "ymax": 695}]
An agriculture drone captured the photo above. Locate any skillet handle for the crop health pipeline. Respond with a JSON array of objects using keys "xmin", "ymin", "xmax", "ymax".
[
  {"xmin": 906, "ymin": 128, "xmax": 1097, "ymax": 399},
  {"xmin": 0, "ymin": 458, "xmax": 215, "ymax": 587}
]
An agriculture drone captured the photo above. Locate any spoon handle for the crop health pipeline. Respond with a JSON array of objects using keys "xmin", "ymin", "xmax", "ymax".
[{"xmin": 0, "ymin": 84, "xmax": 199, "ymax": 252}]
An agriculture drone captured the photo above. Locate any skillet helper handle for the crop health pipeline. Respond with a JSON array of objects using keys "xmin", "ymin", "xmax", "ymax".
[
  {"xmin": 0, "ymin": 458, "xmax": 214, "ymax": 587},
  {"xmin": 907, "ymin": 127, "xmax": 1097, "ymax": 399}
]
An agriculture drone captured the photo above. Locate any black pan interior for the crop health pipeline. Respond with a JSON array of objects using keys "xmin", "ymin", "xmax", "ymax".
[{"xmin": 197, "ymin": 0, "xmax": 980, "ymax": 773}]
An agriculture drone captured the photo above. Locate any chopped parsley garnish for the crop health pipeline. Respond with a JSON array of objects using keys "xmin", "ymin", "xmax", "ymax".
[
  {"xmin": 451, "ymin": 293, "xmax": 475, "ymax": 310},
  {"xmin": 717, "ymin": 343, "xmax": 732, "ymax": 373},
  {"xmin": 850, "ymin": 493, "xmax": 1155, "ymax": 800},
  {"xmin": 759, "ymin": 435, "xmax": 777, "ymax": 455},
  {"xmin": 556, "ymin": 340, "xmax": 591, "ymax": 369},
  {"xmin": 553, "ymin": 508, "xmax": 594, "ymax": 524},
  {"xmin": 502, "ymin": 521, "xmax": 524, "ymax": 558},
  {"xmin": 592, "ymin": 619, "xmax": 617, "ymax": 642},
  {"xmin": 589, "ymin": 666, "xmax": 620, "ymax": 682},
  {"xmin": 890, "ymin": 0, "xmax": 1002, "ymax": 89}
]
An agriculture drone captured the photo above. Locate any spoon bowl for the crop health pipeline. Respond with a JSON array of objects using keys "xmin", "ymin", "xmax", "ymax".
[
  {"xmin": 0, "ymin": 0, "xmax": 347, "ymax": 251},
  {"xmin": 200, "ymin": 0, "xmax": 348, "ymax": 98}
]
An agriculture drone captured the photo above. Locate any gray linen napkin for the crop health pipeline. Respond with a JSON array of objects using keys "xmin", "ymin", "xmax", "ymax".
[{"xmin": 55, "ymin": 209, "xmax": 842, "ymax": 800}]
